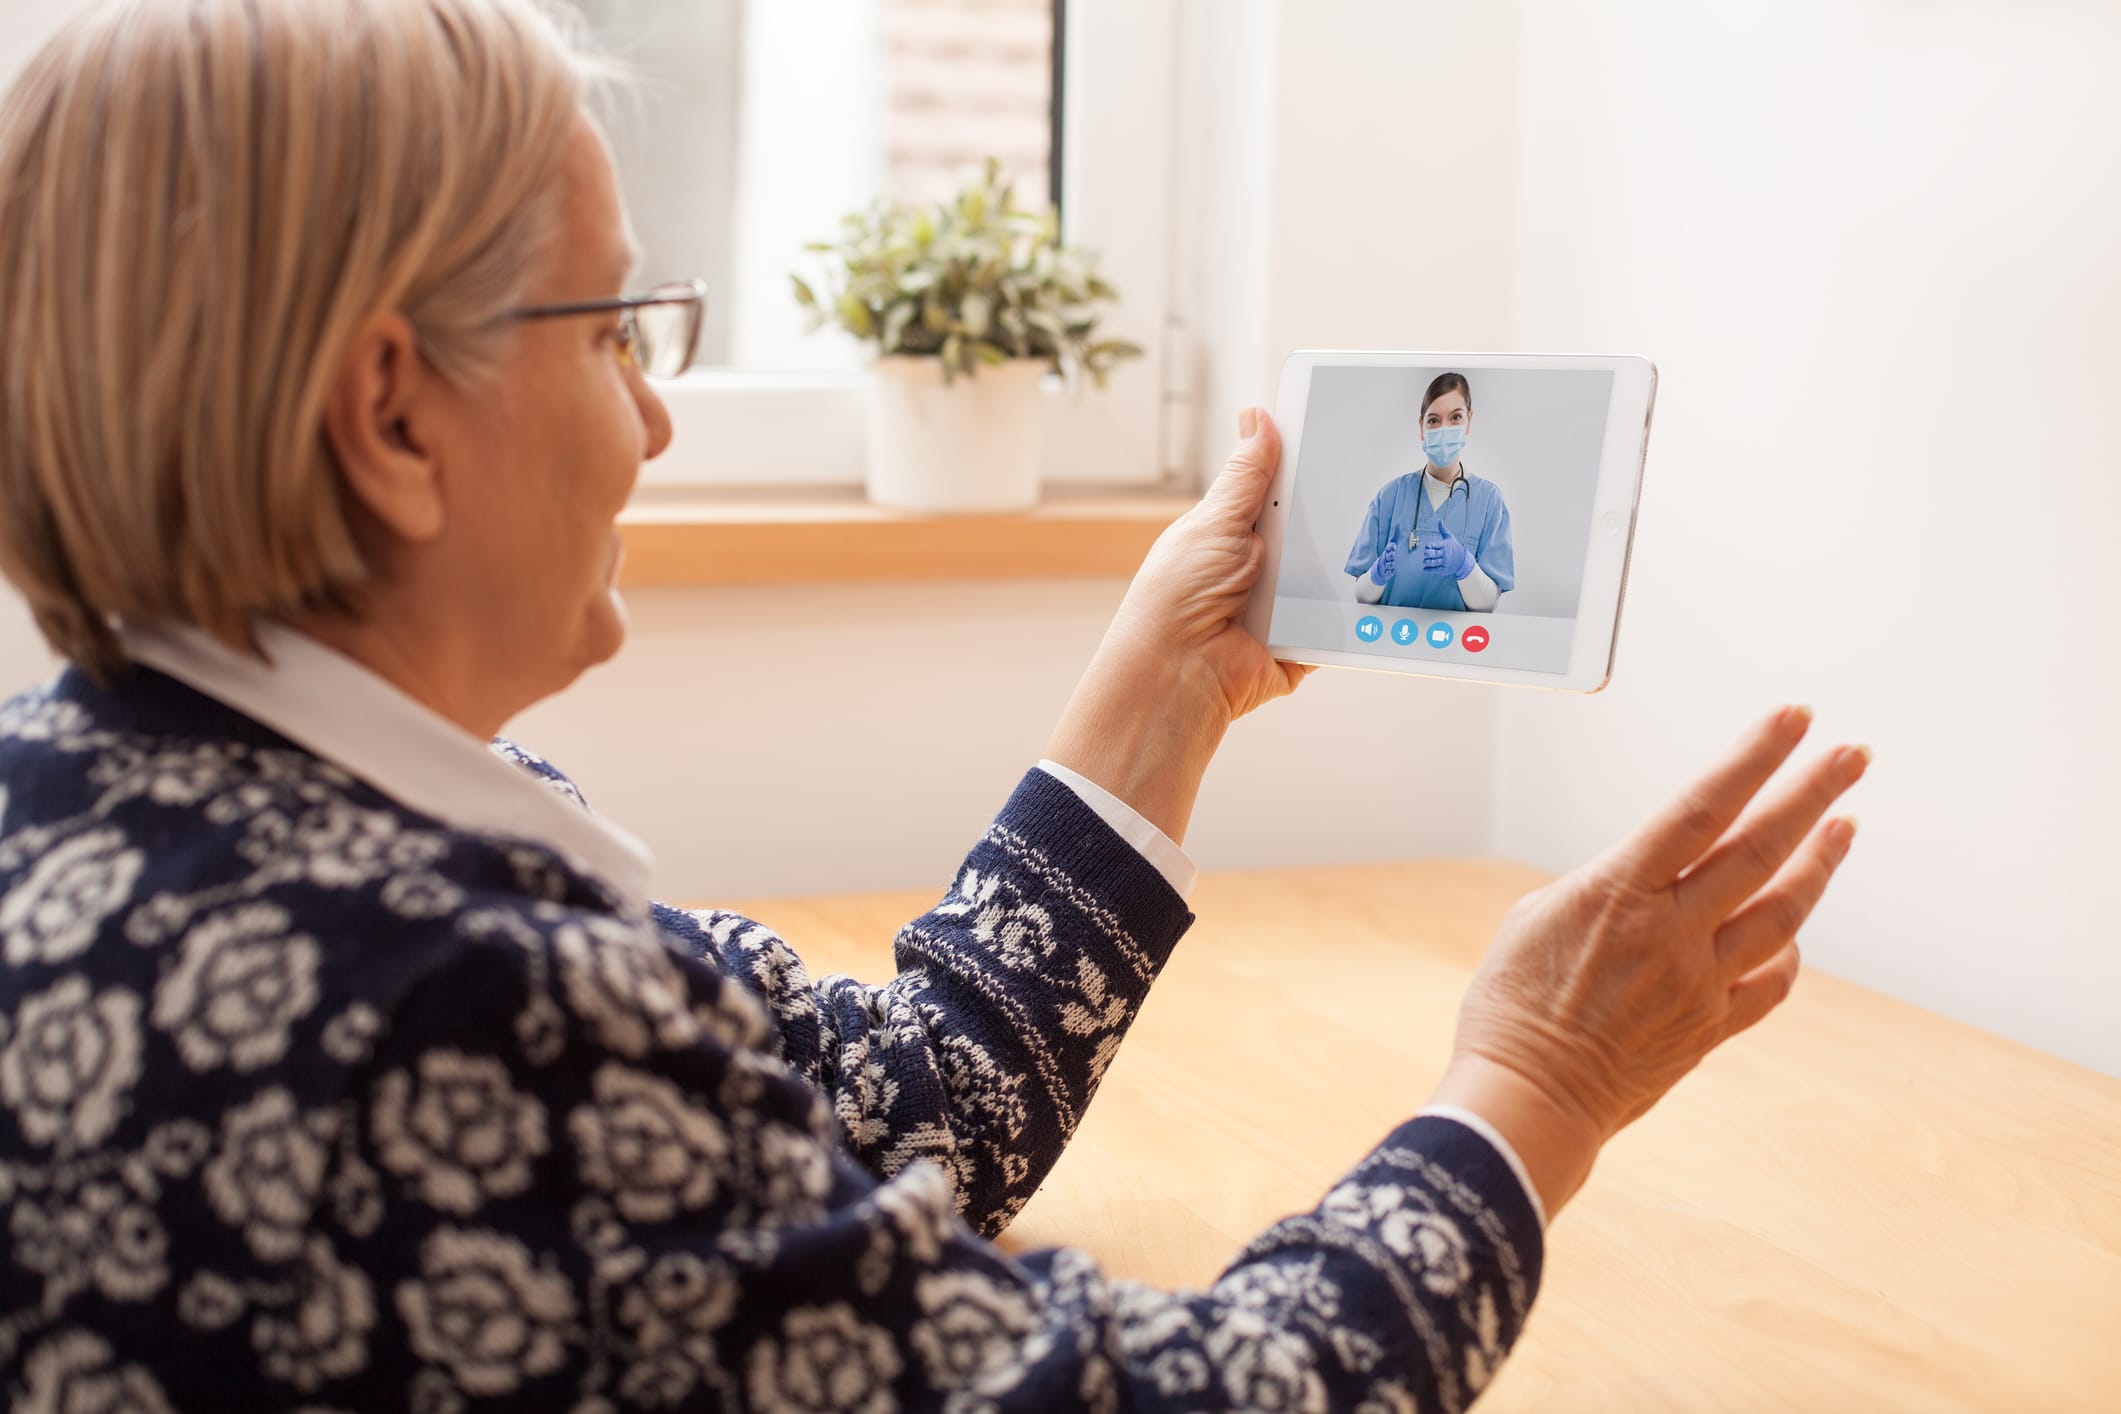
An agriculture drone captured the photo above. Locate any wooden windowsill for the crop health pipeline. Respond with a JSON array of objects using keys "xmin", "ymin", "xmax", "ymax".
[{"xmin": 617, "ymin": 492, "xmax": 1194, "ymax": 587}]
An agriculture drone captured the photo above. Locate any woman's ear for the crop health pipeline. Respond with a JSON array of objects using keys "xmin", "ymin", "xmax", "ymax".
[{"xmin": 324, "ymin": 312, "xmax": 446, "ymax": 543}]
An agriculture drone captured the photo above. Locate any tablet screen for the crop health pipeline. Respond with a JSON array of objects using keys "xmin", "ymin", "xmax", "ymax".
[{"xmin": 1267, "ymin": 362, "xmax": 1615, "ymax": 675}]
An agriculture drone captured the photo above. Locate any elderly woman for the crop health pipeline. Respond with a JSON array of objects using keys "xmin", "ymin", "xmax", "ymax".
[{"xmin": 0, "ymin": 1, "xmax": 1867, "ymax": 1410}]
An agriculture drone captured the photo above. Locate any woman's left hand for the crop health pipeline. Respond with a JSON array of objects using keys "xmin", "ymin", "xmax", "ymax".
[
  {"xmin": 1424, "ymin": 523, "xmax": 1476, "ymax": 580},
  {"xmin": 1044, "ymin": 408, "xmax": 1311, "ymax": 844}
]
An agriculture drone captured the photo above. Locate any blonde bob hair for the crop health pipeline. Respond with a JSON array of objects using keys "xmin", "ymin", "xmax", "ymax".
[{"xmin": 0, "ymin": 0, "xmax": 594, "ymax": 677}]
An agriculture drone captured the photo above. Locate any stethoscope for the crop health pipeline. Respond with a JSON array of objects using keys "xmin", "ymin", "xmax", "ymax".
[{"xmin": 1407, "ymin": 469, "xmax": 1472, "ymax": 558}]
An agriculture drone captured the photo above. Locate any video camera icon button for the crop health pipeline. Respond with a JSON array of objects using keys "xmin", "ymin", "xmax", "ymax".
[
  {"xmin": 1355, "ymin": 615, "xmax": 1384, "ymax": 644},
  {"xmin": 1462, "ymin": 625, "xmax": 1491, "ymax": 653},
  {"xmin": 1426, "ymin": 622, "xmax": 1455, "ymax": 649},
  {"xmin": 1391, "ymin": 619, "xmax": 1418, "ymax": 646}
]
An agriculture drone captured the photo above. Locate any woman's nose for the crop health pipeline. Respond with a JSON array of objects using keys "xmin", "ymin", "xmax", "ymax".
[{"xmin": 637, "ymin": 377, "xmax": 673, "ymax": 462}]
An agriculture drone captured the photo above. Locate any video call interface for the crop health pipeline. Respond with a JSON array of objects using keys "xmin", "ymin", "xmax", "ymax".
[{"xmin": 1267, "ymin": 363, "xmax": 1616, "ymax": 676}]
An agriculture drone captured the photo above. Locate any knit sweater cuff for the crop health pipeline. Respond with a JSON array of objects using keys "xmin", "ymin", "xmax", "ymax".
[
  {"xmin": 990, "ymin": 767, "xmax": 1197, "ymax": 975},
  {"xmin": 1391, "ymin": 1112, "xmax": 1546, "ymax": 1295}
]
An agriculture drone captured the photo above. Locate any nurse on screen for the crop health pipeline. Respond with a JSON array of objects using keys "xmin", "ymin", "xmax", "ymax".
[{"xmin": 1346, "ymin": 371, "xmax": 1517, "ymax": 612}]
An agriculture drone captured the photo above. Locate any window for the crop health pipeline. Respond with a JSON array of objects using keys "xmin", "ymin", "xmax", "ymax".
[{"xmin": 589, "ymin": 0, "xmax": 1183, "ymax": 492}]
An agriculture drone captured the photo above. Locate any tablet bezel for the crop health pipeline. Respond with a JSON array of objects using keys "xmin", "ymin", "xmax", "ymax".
[{"xmin": 1242, "ymin": 349, "xmax": 1657, "ymax": 694}]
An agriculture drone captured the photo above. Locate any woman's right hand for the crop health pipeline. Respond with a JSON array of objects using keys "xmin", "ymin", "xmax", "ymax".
[
  {"xmin": 1047, "ymin": 409, "xmax": 1310, "ymax": 847},
  {"xmin": 1370, "ymin": 541, "xmax": 1397, "ymax": 585},
  {"xmin": 1429, "ymin": 705, "xmax": 1869, "ymax": 1219}
]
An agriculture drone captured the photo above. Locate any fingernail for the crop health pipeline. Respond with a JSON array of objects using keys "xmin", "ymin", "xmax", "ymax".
[
  {"xmin": 1239, "ymin": 407, "xmax": 1260, "ymax": 438},
  {"xmin": 1844, "ymin": 744, "xmax": 1874, "ymax": 772},
  {"xmin": 1781, "ymin": 704, "xmax": 1814, "ymax": 734},
  {"xmin": 1830, "ymin": 816, "xmax": 1859, "ymax": 848}
]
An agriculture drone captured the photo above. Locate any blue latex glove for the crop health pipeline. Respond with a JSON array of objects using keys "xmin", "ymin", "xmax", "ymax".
[
  {"xmin": 1422, "ymin": 522, "xmax": 1477, "ymax": 580},
  {"xmin": 1368, "ymin": 539, "xmax": 1397, "ymax": 585}
]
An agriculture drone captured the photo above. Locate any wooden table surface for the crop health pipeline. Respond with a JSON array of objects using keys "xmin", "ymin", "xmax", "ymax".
[{"xmin": 725, "ymin": 860, "xmax": 2121, "ymax": 1411}]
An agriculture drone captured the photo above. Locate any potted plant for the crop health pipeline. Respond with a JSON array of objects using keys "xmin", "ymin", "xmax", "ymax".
[{"xmin": 794, "ymin": 158, "xmax": 1140, "ymax": 512}]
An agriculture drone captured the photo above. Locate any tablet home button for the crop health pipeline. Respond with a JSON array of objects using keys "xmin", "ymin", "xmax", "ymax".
[{"xmin": 1601, "ymin": 511, "xmax": 1623, "ymax": 536}]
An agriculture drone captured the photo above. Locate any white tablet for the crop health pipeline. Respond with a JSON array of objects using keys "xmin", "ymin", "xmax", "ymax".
[{"xmin": 1243, "ymin": 350, "xmax": 1657, "ymax": 693}]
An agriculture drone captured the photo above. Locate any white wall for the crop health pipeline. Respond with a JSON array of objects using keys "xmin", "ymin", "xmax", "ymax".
[
  {"xmin": 0, "ymin": 1, "xmax": 64, "ymax": 63},
  {"xmin": 1260, "ymin": 1, "xmax": 1520, "ymax": 368},
  {"xmin": 0, "ymin": 603, "xmax": 48, "ymax": 700},
  {"xmin": 1498, "ymin": 0, "xmax": 2121, "ymax": 1076},
  {"xmin": 508, "ymin": 581, "xmax": 1498, "ymax": 901}
]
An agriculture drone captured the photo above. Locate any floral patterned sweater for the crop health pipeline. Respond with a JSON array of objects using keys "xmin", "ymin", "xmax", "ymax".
[{"xmin": 0, "ymin": 662, "xmax": 1544, "ymax": 1412}]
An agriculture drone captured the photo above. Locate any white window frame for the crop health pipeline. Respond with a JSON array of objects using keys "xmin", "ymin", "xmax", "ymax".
[{"xmin": 638, "ymin": 0, "xmax": 1187, "ymax": 495}]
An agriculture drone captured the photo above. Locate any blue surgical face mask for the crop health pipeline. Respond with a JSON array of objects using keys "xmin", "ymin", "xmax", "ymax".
[{"xmin": 1422, "ymin": 424, "xmax": 1468, "ymax": 469}]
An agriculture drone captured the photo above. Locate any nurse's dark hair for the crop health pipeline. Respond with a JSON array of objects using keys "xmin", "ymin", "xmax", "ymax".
[{"xmin": 1420, "ymin": 371, "xmax": 1473, "ymax": 420}]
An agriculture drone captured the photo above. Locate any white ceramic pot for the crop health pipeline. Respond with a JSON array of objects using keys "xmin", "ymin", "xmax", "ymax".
[{"xmin": 865, "ymin": 355, "xmax": 1046, "ymax": 512}]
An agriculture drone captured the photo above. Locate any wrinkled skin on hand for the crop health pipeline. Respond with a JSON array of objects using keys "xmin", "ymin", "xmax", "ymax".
[
  {"xmin": 1453, "ymin": 707, "xmax": 1870, "ymax": 1142},
  {"xmin": 1096, "ymin": 409, "xmax": 1312, "ymax": 735}
]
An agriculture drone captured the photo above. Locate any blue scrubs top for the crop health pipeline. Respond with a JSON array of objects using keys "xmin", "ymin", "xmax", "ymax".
[{"xmin": 1345, "ymin": 469, "xmax": 1517, "ymax": 611}]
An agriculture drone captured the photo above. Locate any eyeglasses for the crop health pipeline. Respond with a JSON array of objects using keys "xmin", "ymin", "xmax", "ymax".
[{"xmin": 507, "ymin": 278, "xmax": 707, "ymax": 379}]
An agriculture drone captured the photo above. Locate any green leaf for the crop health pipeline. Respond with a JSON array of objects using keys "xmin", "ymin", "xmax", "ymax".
[
  {"xmin": 882, "ymin": 301, "xmax": 916, "ymax": 354},
  {"xmin": 792, "ymin": 154, "xmax": 1132, "ymax": 383},
  {"xmin": 1025, "ymin": 308, "xmax": 1067, "ymax": 342},
  {"xmin": 837, "ymin": 293, "xmax": 875, "ymax": 338}
]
